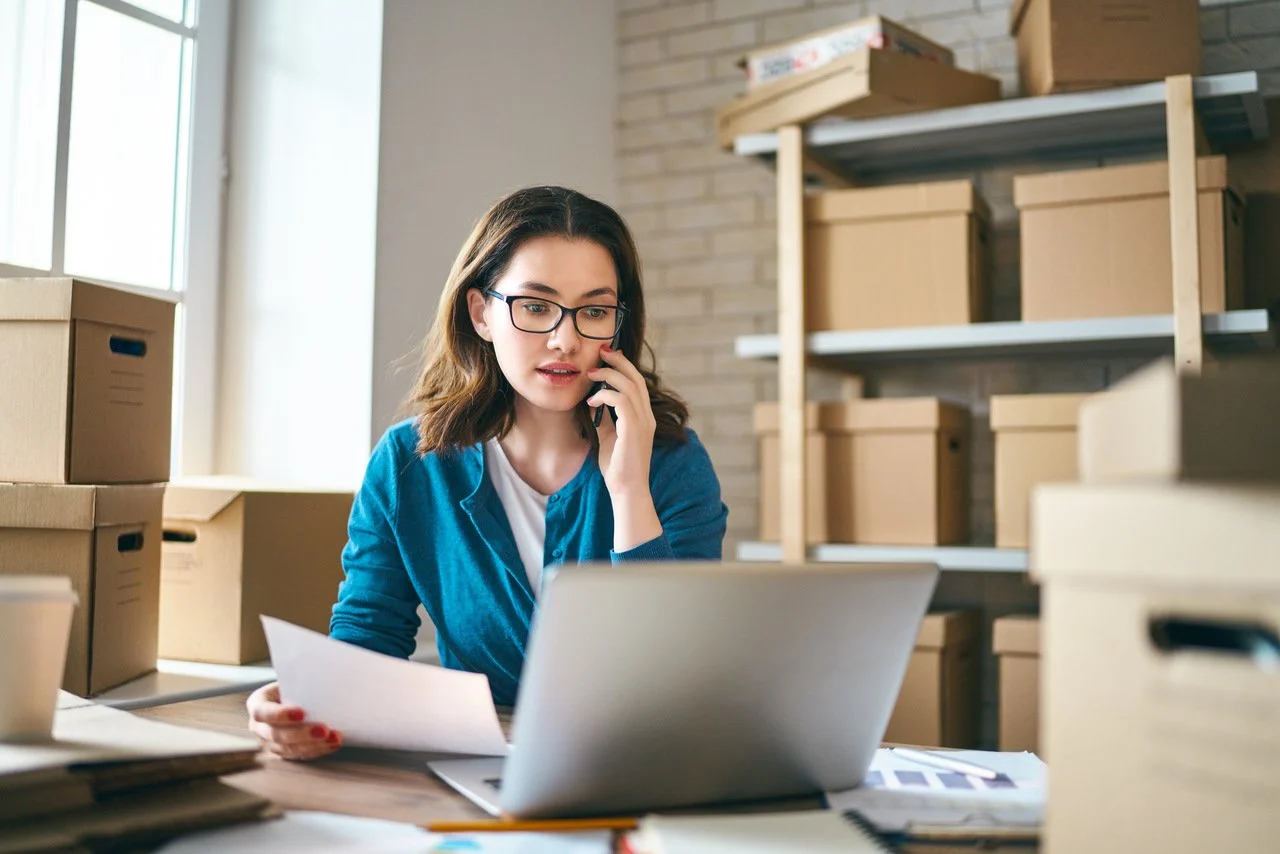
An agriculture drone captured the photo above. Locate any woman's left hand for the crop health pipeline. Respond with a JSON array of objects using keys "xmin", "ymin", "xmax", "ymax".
[{"xmin": 586, "ymin": 345, "xmax": 656, "ymax": 501}]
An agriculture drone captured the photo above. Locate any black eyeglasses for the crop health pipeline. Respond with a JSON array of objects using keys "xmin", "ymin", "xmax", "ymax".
[{"xmin": 484, "ymin": 289, "xmax": 626, "ymax": 341}]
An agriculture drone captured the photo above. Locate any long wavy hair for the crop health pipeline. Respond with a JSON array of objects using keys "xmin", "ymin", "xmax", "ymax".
[{"xmin": 405, "ymin": 186, "xmax": 689, "ymax": 456}]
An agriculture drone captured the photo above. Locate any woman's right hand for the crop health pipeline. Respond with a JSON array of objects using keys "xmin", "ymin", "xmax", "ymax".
[{"xmin": 246, "ymin": 681, "xmax": 342, "ymax": 761}]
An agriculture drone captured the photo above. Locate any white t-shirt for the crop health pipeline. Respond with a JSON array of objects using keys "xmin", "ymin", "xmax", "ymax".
[{"xmin": 484, "ymin": 438, "xmax": 549, "ymax": 595}]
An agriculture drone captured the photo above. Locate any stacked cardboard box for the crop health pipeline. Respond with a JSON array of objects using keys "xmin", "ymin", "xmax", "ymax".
[
  {"xmin": 1031, "ymin": 356, "xmax": 1280, "ymax": 851},
  {"xmin": 884, "ymin": 610, "xmax": 981, "ymax": 748},
  {"xmin": 0, "ymin": 278, "xmax": 175, "ymax": 696}
]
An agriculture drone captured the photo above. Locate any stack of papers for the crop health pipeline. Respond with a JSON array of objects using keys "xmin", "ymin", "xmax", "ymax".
[
  {"xmin": 825, "ymin": 749, "xmax": 1046, "ymax": 840},
  {"xmin": 627, "ymin": 810, "xmax": 891, "ymax": 853}
]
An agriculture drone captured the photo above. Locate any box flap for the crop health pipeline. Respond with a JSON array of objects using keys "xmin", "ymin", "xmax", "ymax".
[
  {"xmin": 1031, "ymin": 481, "xmax": 1280, "ymax": 587},
  {"xmin": 915, "ymin": 609, "xmax": 981, "ymax": 649},
  {"xmin": 821, "ymin": 398, "xmax": 968, "ymax": 433},
  {"xmin": 0, "ymin": 279, "xmax": 175, "ymax": 333},
  {"xmin": 1079, "ymin": 355, "xmax": 1280, "ymax": 483},
  {"xmin": 1014, "ymin": 156, "xmax": 1229, "ymax": 210},
  {"xmin": 163, "ymin": 485, "xmax": 245, "ymax": 523},
  {"xmin": 991, "ymin": 393, "xmax": 1091, "ymax": 431},
  {"xmin": 0, "ymin": 484, "xmax": 161, "ymax": 530},
  {"xmin": 739, "ymin": 15, "xmax": 953, "ymax": 70},
  {"xmin": 1009, "ymin": 0, "xmax": 1033, "ymax": 36},
  {"xmin": 808, "ymin": 179, "xmax": 983, "ymax": 223},
  {"xmin": 993, "ymin": 615, "xmax": 1041, "ymax": 655},
  {"xmin": 753, "ymin": 402, "xmax": 824, "ymax": 433}
]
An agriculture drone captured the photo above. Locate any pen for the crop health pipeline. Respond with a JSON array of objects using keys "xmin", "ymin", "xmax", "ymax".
[
  {"xmin": 890, "ymin": 747, "xmax": 1002, "ymax": 781},
  {"xmin": 423, "ymin": 817, "xmax": 640, "ymax": 833}
]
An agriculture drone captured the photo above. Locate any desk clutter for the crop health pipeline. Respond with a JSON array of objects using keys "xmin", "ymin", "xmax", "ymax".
[
  {"xmin": 0, "ymin": 276, "xmax": 353, "ymax": 697},
  {"xmin": 0, "ymin": 693, "xmax": 271, "ymax": 851}
]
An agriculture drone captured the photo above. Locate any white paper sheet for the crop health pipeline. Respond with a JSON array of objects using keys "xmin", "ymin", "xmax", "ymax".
[
  {"xmin": 825, "ymin": 749, "xmax": 1047, "ymax": 834},
  {"xmin": 262, "ymin": 617, "xmax": 508, "ymax": 756}
]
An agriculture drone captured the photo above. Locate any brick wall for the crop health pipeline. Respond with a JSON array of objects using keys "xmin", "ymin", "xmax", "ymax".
[{"xmin": 617, "ymin": 0, "xmax": 1275, "ymax": 746}]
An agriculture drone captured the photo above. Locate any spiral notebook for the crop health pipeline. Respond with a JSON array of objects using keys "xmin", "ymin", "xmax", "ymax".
[{"xmin": 624, "ymin": 809, "xmax": 890, "ymax": 853}]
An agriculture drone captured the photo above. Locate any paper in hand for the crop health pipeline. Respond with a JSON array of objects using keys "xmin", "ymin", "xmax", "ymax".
[{"xmin": 261, "ymin": 617, "xmax": 508, "ymax": 756}]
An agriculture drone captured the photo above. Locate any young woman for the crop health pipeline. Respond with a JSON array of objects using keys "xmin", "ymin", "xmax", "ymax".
[{"xmin": 247, "ymin": 186, "xmax": 728, "ymax": 760}]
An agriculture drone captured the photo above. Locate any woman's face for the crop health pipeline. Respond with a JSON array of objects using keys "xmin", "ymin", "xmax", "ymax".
[{"xmin": 468, "ymin": 235, "xmax": 621, "ymax": 416}]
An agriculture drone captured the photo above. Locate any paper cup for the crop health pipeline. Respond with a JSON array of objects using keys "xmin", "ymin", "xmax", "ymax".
[{"xmin": 0, "ymin": 575, "xmax": 79, "ymax": 742}]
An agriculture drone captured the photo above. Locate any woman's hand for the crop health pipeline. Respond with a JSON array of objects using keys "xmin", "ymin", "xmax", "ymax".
[
  {"xmin": 246, "ymin": 681, "xmax": 342, "ymax": 761},
  {"xmin": 587, "ymin": 346, "xmax": 663, "ymax": 551}
]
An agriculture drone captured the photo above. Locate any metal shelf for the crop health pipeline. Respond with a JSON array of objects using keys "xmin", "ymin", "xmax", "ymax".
[
  {"xmin": 734, "ymin": 309, "xmax": 1276, "ymax": 365},
  {"xmin": 733, "ymin": 72, "xmax": 1268, "ymax": 180},
  {"xmin": 737, "ymin": 541, "xmax": 1028, "ymax": 573}
]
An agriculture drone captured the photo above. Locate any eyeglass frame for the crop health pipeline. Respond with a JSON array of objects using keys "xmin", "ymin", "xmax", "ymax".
[{"xmin": 483, "ymin": 288, "xmax": 627, "ymax": 341}]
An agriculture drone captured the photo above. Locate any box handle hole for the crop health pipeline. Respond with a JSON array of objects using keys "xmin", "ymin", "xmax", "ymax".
[
  {"xmin": 947, "ymin": 438, "xmax": 962, "ymax": 452},
  {"xmin": 109, "ymin": 336, "xmax": 147, "ymax": 358},
  {"xmin": 1149, "ymin": 616, "xmax": 1280, "ymax": 670},
  {"xmin": 163, "ymin": 530, "xmax": 197, "ymax": 544},
  {"xmin": 117, "ymin": 532, "xmax": 145, "ymax": 553}
]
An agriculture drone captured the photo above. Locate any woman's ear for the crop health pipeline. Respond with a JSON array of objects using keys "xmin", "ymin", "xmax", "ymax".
[{"xmin": 467, "ymin": 288, "xmax": 494, "ymax": 342}]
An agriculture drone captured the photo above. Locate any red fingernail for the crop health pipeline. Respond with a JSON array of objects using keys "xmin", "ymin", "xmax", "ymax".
[
  {"xmin": 288, "ymin": 710, "xmax": 305, "ymax": 722},
  {"xmin": 601, "ymin": 345, "xmax": 612, "ymax": 353},
  {"xmin": 310, "ymin": 725, "xmax": 327, "ymax": 738},
  {"xmin": 327, "ymin": 731, "xmax": 341, "ymax": 745}
]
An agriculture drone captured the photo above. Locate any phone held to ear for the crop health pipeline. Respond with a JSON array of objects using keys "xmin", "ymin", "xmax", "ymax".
[{"xmin": 591, "ymin": 337, "xmax": 619, "ymax": 428}]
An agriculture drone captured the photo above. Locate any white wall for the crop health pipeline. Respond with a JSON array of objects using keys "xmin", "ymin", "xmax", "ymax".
[
  {"xmin": 371, "ymin": 0, "xmax": 619, "ymax": 440},
  {"xmin": 218, "ymin": 0, "xmax": 383, "ymax": 487}
]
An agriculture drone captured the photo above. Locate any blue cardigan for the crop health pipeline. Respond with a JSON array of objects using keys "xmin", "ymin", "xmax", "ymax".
[{"xmin": 329, "ymin": 419, "xmax": 728, "ymax": 705}]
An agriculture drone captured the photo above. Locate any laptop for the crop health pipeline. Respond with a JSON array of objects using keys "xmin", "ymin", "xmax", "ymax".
[{"xmin": 428, "ymin": 560, "xmax": 937, "ymax": 819}]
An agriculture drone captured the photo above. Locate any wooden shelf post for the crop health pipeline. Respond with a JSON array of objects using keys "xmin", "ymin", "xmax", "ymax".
[
  {"xmin": 1165, "ymin": 74, "xmax": 1207, "ymax": 375},
  {"xmin": 777, "ymin": 125, "xmax": 808, "ymax": 564}
]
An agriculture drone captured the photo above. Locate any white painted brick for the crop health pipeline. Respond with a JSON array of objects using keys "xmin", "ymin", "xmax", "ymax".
[
  {"xmin": 977, "ymin": 0, "xmax": 1011, "ymax": 10},
  {"xmin": 647, "ymin": 288, "xmax": 711, "ymax": 321},
  {"xmin": 1204, "ymin": 36, "xmax": 1280, "ymax": 74},
  {"xmin": 712, "ymin": 165, "xmax": 775, "ymax": 197},
  {"xmin": 665, "ymin": 79, "xmax": 747, "ymax": 114},
  {"xmin": 676, "ymin": 376, "xmax": 759, "ymax": 407},
  {"xmin": 664, "ymin": 143, "xmax": 741, "ymax": 172},
  {"xmin": 1230, "ymin": 3, "xmax": 1280, "ymax": 37},
  {"xmin": 619, "ymin": 151, "xmax": 664, "ymax": 180},
  {"xmin": 862, "ymin": 0, "xmax": 976, "ymax": 24},
  {"xmin": 711, "ymin": 225, "xmax": 777, "ymax": 255},
  {"xmin": 762, "ymin": 4, "xmax": 869, "ymax": 44},
  {"xmin": 713, "ymin": 0, "xmax": 808, "ymax": 23},
  {"xmin": 624, "ymin": 206, "xmax": 663, "ymax": 235},
  {"xmin": 657, "ymin": 315, "xmax": 759, "ymax": 347},
  {"xmin": 668, "ymin": 20, "xmax": 760, "ymax": 57},
  {"xmin": 1201, "ymin": 7, "xmax": 1228, "ymax": 40},
  {"xmin": 706, "ymin": 409, "xmax": 758, "ymax": 438},
  {"xmin": 620, "ymin": 56, "xmax": 711, "ymax": 94},
  {"xmin": 666, "ymin": 256, "xmax": 757, "ymax": 288},
  {"xmin": 621, "ymin": 36, "xmax": 666, "ymax": 67},
  {"xmin": 621, "ymin": 0, "xmax": 665, "ymax": 12},
  {"xmin": 618, "ymin": 116, "xmax": 710, "ymax": 151},
  {"xmin": 619, "ymin": 93, "xmax": 664, "ymax": 124},
  {"xmin": 621, "ymin": 1, "xmax": 711, "ymax": 40},
  {"xmin": 714, "ymin": 48, "xmax": 751, "ymax": 80},
  {"xmin": 708, "ymin": 439, "xmax": 758, "ymax": 470},
  {"xmin": 639, "ymin": 231, "xmax": 713, "ymax": 262},
  {"xmin": 663, "ymin": 196, "xmax": 756, "ymax": 229},
  {"xmin": 711, "ymin": 350, "xmax": 777, "ymax": 377},
  {"xmin": 917, "ymin": 9, "xmax": 1009, "ymax": 46},
  {"xmin": 974, "ymin": 35, "xmax": 1017, "ymax": 72},
  {"xmin": 621, "ymin": 174, "xmax": 710, "ymax": 207}
]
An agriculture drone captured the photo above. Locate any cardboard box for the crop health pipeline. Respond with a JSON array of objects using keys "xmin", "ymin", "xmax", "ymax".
[
  {"xmin": 806, "ymin": 180, "xmax": 992, "ymax": 332},
  {"xmin": 1010, "ymin": 0, "xmax": 1201, "ymax": 96},
  {"xmin": 160, "ymin": 478, "xmax": 354, "ymax": 664},
  {"xmin": 884, "ymin": 610, "xmax": 980, "ymax": 748},
  {"xmin": 741, "ymin": 16, "xmax": 954, "ymax": 90},
  {"xmin": 0, "ymin": 278, "xmax": 175, "ymax": 485},
  {"xmin": 824, "ymin": 399, "xmax": 969, "ymax": 546},
  {"xmin": 0, "ymin": 484, "xmax": 163, "ymax": 695},
  {"xmin": 1079, "ymin": 356, "xmax": 1280, "ymax": 484},
  {"xmin": 754, "ymin": 403, "xmax": 828, "ymax": 545},
  {"xmin": 716, "ymin": 48, "xmax": 1001, "ymax": 149},
  {"xmin": 1031, "ymin": 482, "xmax": 1280, "ymax": 852},
  {"xmin": 1015, "ymin": 156, "xmax": 1244, "ymax": 322},
  {"xmin": 992, "ymin": 614, "xmax": 1040, "ymax": 753},
  {"xmin": 991, "ymin": 393, "xmax": 1088, "ymax": 549}
]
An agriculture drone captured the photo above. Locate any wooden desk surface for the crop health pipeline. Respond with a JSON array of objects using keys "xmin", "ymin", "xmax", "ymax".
[{"xmin": 135, "ymin": 693, "xmax": 1035, "ymax": 851}]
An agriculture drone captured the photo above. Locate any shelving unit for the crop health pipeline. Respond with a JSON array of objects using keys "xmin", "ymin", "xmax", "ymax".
[
  {"xmin": 736, "ymin": 542, "xmax": 1027, "ymax": 573},
  {"xmin": 735, "ymin": 310, "xmax": 1276, "ymax": 364},
  {"xmin": 740, "ymin": 72, "xmax": 1272, "ymax": 568}
]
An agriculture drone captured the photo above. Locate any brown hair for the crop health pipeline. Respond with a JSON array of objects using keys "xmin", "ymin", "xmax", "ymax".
[{"xmin": 404, "ymin": 186, "xmax": 689, "ymax": 456}]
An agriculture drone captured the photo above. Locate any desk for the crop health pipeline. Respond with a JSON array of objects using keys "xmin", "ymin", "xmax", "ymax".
[{"xmin": 135, "ymin": 694, "xmax": 1034, "ymax": 851}]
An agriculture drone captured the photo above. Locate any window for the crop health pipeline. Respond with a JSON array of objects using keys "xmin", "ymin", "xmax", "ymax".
[{"xmin": 0, "ymin": 0, "xmax": 230, "ymax": 474}]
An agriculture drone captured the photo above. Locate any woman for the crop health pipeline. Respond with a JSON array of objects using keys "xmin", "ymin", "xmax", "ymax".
[{"xmin": 247, "ymin": 186, "xmax": 728, "ymax": 760}]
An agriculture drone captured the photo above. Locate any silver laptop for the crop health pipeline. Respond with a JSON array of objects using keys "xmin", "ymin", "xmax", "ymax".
[{"xmin": 429, "ymin": 560, "xmax": 937, "ymax": 819}]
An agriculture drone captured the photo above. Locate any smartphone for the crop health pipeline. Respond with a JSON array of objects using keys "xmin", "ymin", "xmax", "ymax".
[{"xmin": 591, "ymin": 332, "xmax": 620, "ymax": 427}]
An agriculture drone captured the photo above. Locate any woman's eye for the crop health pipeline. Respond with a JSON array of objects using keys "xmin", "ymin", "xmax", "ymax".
[
  {"xmin": 522, "ymin": 302, "xmax": 550, "ymax": 315},
  {"xmin": 584, "ymin": 307, "xmax": 610, "ymax": 320}
]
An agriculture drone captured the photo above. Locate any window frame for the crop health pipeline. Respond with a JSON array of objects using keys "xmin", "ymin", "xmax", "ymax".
[{"xmin": 0, "ymin": 0, "xmax": 231, "ymax": 476}]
